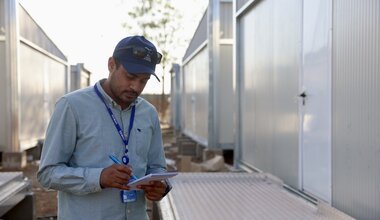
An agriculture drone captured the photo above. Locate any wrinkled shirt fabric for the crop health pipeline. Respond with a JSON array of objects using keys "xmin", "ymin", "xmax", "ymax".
[{"xmin": 37, "ymin": 80, "xmax": 167, "ymax": 220}]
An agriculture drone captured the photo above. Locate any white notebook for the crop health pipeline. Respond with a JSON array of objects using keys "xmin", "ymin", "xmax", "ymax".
[{"xmin": 128, "ymin": 172, "xmax": 178, "ymax": 190}]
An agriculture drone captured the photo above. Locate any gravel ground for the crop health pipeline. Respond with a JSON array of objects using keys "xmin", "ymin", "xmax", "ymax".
[{"xmin": 22, "ymin": 161, "xmax": 58, "ymax": 219}]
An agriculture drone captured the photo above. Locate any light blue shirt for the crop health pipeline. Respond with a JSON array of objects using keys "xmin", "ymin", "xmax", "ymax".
[{"xmin": 37, "ymin": 80, "xmax": 167, "ymax": 220}]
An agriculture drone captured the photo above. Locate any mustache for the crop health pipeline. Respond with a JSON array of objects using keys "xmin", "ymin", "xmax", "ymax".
[{"xmin": 123, "ymin": 90, "xmax": 138, "ymax": 96}]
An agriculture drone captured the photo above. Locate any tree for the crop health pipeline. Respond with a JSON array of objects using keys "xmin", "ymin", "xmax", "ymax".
[
  {"xmin": 122, "ymin": 0, "xmax": 183, "ymax": 121},
  {"xmin": 123, "ymin": 0, "xmax": 184, "ymax": 91}
]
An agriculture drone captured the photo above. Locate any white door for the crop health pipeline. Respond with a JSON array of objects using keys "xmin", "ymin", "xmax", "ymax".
[{"xmin": 300, "ymin": 0, "xmax": 332, "ymax": 203}]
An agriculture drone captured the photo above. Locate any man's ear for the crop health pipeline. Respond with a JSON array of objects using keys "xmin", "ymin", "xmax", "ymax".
[{"xmin": 108, "ymin": 57, "xmax": 116, "ymax": 72}]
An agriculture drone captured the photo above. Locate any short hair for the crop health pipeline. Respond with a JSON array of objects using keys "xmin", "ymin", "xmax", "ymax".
[{"xmin": 113, "ymin": 57, "xmax": 121, "ymax": 69}]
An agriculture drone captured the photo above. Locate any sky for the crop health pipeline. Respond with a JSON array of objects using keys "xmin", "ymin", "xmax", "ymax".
[{"xmin": 18, "ymin": 0, "xmax": 208, "ymax": 94}]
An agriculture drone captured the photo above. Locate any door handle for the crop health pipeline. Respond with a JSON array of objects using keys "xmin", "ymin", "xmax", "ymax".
[
  {"xmin": 298, "ymin": 91, "xmax": 307, "ymax": 98},
  {"xmin": 298, "ymin": 92, "xmax": 307, "ymax": 105}
]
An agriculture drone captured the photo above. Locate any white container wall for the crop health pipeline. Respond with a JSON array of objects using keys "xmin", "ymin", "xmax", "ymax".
[
  {"xmin": 170, "ymin": 64, "xmax": 181, "ymax": 131},
  {"xmin": 0, "ymin": 0, "xmax": 68, "ymax": 153},
  {"xmin": 19, "ymin": 43, "xmax": 67, "ymax": 150},
  {"xmin": 332, "ymin": 1, "xmax": 380, "ymax": 219},
  {"xmin": 234, "ymin": 0, "xmax": 380, "ymax": 219},
  {"xmin": 235, "ymin": 0, "xmax": 301, "ymax": 188},
  {"xmin": 70, "ymin": 63, "xmax": 92, "ymax": 92},
  {"xmin": 182, "ymin": 47, "xmax": 209, "ymax": 146},
  {"xmin": 181, "ymin": 0, "xmax": 234, "ymax": 149}
]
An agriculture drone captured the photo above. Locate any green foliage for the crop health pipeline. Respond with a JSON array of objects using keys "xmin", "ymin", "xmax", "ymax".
[{"xmin": 123, "ymin": 0, "xmax": 182, "ymax": 72}]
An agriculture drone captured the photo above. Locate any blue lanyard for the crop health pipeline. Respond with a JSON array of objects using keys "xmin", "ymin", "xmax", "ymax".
[{"xmin": 94, "ymin": 84, "xmax": 135, "ymax": 164}]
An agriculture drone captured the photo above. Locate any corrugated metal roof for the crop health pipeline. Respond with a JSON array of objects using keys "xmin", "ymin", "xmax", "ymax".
[
  {"xmin": 159, "ymin": 173, "xmax": 355, "ymax": 220},
  {"xmin": 0, "ymin": 172, "xmax": 31, "ymax": 216}
]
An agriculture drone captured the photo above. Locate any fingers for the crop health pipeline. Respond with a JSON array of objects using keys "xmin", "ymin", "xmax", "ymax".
[
  {"xmin": 100, "ymin": 164, "xmax": 133, "ymax": 190},
  {"xmin": 139, "ymin": 181, "xmax": 166, "ymax": 201}
]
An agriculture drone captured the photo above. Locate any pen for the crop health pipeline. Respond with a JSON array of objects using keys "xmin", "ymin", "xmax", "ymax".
[{"xmin": 109, "ymin": 154, "xmax": 138, "ymax": 180}]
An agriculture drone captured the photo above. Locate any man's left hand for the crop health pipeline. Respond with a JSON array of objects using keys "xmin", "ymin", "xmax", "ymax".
[{"xmin": 138, "ymin": 181, "xmax": 167, "ymax": 201}]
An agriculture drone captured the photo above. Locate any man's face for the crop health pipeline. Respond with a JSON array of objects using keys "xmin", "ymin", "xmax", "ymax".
[{"xmin": 108, "ymin": 58, "xmax": 150, "ymax": 108}]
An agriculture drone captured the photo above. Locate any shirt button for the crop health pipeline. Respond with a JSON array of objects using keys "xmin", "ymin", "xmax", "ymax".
[{"xmin": 127, "ymin": 209, "xmax": 131, "ymax": 213}]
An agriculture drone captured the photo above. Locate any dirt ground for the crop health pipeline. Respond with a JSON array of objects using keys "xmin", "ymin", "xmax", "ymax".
[{"xmin": 22, "ymin": 161, "xmax": 58, "ymax": 219}]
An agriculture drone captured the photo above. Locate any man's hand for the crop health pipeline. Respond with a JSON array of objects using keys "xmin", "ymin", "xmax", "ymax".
[
  {"xmin": 138, "ymin": 181, "xmax": 167, "ymax": 201},
  {"xmin": 100, "ymin": 164, "xmax": 133, "ymax": 190}
]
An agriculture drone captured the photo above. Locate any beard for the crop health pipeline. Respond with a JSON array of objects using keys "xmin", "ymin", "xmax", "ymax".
[{"xmin": 109, "ymin": 86, "xmax": 139, "ymax": 108}]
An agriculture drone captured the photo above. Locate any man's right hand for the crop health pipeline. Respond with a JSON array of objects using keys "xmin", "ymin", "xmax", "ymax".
[{"xmin": 100, "ymin": 164, "xmax": 133, "ymax": 190}]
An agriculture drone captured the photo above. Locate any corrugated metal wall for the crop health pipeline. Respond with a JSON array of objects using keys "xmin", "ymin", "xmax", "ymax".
[
  {"xmin": 271, "ymin": 0, "xmax": 301, "ymax": 188},
  {"xmin": 18, "ymin": 4, "xmax": 66, "ymax": 61},
  {"xmin": 0, "ymin": 41, "xmax": 6, "ymax": 152},
  {"xmin": 0, "ymin": 0, "xmax": 4, "ymax": 29},
  {"xmin": 170, "ymin": 64, "xmax": 181, "ymax": 130},
  {"xmin": 181, "ymin": 0, "xmax": 233, "ymax": 149},
  {"xmin": 18, "ymin": 43, "xmax": 67, "ymax": 150},
  {"xmin": 17, "ymin": 5, "xmax": 67, "ymax": 151},
  {"xmin": 218, "ymin": 45, "xmax": 233, "ymax": 145},
  {"xmin": 236, "ymin": 0, "xmax": 380, "ymax": 219},
  {"xmin": 0, "ymin": 0, "xmax": 68, "ymax": 152},
  {"xmin": 332, "ymin": 0, "xmax": 380, "ymax": 219},
  {"xmin": 182, "ymin": 47, "xmax": 209, "ymax": 145},
  {"xmin": 213, "ymin": 1, "xmax": 234, "ymax": 149},
  {"xmin": 220, "ymin": 2, "xmax": 233, "ymax": 39},
  {"xmin": 0, "ymin": 0, "xmax": 6, "ymax": 151},
  {"xmin": 70, "ymin": 63, "xmax": 91, "ymax": 92},
  {"xmin": 237, "ymin": 0, "xmax": 301, "ymax": 188}
]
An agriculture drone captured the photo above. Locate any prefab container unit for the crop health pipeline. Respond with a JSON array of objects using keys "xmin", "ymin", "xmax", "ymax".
[
  {"xmin": 70, "ymin": 63, "xmax": 91, "ymax": 92},
  {"xmin": 234, "ymin": 0, "xmax": 380, "ymax": 219},
  {"xmin": 181, "ymin": 0, "xmax": 234, "ymax": 149},
  {"xmin": 169, "ymin": 63, "xmax": 181, "ymax": 131},
  {"xmin": 0, "ymin": 0, "xmax": 68, "ymax": 153}
]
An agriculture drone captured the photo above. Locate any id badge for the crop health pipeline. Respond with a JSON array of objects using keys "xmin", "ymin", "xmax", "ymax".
[
  {"xmin": 120, "ymin": 175, "xmax": 137, "ymax": 203},
  {"xmin": 121, "ymin": 190, "xmax": 136, "ymax": 203}
]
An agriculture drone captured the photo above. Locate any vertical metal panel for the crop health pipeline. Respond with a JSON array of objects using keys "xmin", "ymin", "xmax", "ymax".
[
  {"xmin": 0, "ymin": 0, "xmax": 6, "ymax": 152},
  {"xmin": 0, "ymin": 41, "xmax": 6, "ymax": 152},
  {"xmin": 208, "ymin": 0, "xmax": 219, "ymax": 148},
  {"xmin": 239, "ymin": 0, "xmax": 275, "ymax": 172},
  {"xmin": 182, "ymin": 47, "xmax": 209, "ymax": 146},
  {"xmin": 218, "ymin": 44, "xmax": 234, "ymax": 147},
  {"xmin": 237, "ymin": 0, "xmax": 301, "ymax": 188},
  {"xmin": 18, "ymin": 44, "xmax": 45, "ymax": 150},
  {"xmin": 301, "ymin": 0, "xmax": 332, "ymax": 203},
  {"xmin": 220, "ymin": 2, "xmax": 233, "ymax": 39},
  {"xmin": 70, "ymin": 63, "xmax": 91, "ymax": 92},
  {"xmin": 0, "ymin": 0, "xmax": 4, "ymax": 31},
  {"xmin": 332, "ymin": 0, "xmax": 380, "ymax": 219},
  {"xmin": 18, "ymin": 43, "xmax": 66, "ymax": 151},
  {"xmin": 271, "ymin": 0, "xmax": 301, "ymax": 189},
  {"xmin": 4, "ymin": 0, "xmax": 20, "ymax": 152},
  {"xmin": 170, "ymin": 64, "xmax": 181, "ymax": 130},
  {"xmin": 209, "ymin": 0, "xmax": 233, "ymax": 150}
]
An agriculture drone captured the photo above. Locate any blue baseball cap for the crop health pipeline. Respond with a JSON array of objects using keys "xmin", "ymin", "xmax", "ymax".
[{"xmin": 112, "ymin": 36, "xmax": 161, "ymax": 81}]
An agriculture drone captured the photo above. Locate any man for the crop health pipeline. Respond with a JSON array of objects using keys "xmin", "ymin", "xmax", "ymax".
[{"xmin": 37, "ymin": 35, "xmax": 171, "ymax": 220}]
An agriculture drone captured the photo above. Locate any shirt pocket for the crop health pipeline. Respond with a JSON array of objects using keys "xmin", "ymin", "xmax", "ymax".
[{"xmin": 134, "ymin": 126, "xmax": 152, "ymax": 158}]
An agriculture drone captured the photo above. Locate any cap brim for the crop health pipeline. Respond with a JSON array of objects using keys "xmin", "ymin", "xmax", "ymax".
[{"xmin": 122, "ymin": 62, "xmax": 160, "ymax": 82}]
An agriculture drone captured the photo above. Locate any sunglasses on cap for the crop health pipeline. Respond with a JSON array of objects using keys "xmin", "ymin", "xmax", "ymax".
[{"xmin": 116, "ymin": 45, "xmax": 162, "ymax": 64}]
